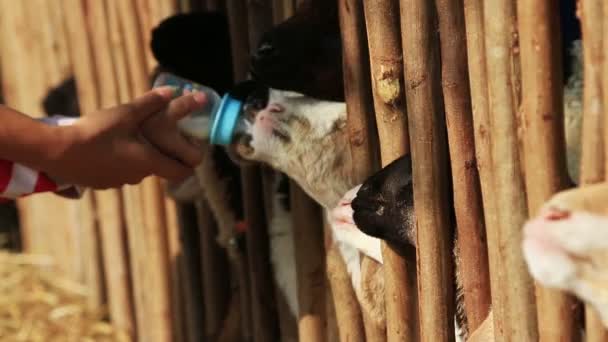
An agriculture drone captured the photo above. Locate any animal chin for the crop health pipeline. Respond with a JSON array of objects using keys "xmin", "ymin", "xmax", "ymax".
[
  {"xmin": 231, "ymin": 134, "xmax": 255, "ymax": 162},
  {"xmin": 523, "ymin": 234, "xmax": 578, "ymax": 289}
]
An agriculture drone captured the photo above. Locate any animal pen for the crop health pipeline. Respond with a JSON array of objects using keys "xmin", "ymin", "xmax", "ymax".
[{"xmin": 0, "ymin": 0, "xmax": 603, "ymax": 341}]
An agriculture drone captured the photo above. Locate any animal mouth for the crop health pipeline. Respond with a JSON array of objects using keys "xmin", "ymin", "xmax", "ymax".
[{"xmin": 523, "ymin": 213, "xmax": 594, "ymax": 266}]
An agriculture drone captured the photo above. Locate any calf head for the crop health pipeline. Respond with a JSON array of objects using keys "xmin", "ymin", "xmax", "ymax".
[
  {"xmin": 523, "ymin": 184, "xmax": 608, "ymax": 328},
  {"xmin": 351, "ymin": 155, "xmax": 416, "ymax": 254},
  {"xmin": 250, "ymin": 0, "xmax": 343, "ymax": 102},
  {"xmin": 229, "ymin": 84, "xmax": 353, "ymax": 208},
  {"xmin": 150, "ymin": 11, "xmax": 234, "ymax": 95}
]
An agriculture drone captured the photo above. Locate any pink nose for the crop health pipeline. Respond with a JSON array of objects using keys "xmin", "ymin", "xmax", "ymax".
[{"xmin": 255, "ymin": 112, "xmax": 277, "ymax": 135}]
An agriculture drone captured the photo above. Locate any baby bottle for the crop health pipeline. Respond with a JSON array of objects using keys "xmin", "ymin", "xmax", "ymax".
[{"xmin": 152, "ymin": 72, "xmax": 248, "ymax": 145}]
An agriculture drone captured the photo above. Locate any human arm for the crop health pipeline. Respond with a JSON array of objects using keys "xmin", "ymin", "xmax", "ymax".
[{"xmin": 0, "ymin": 87, "xmax": 204, "ymax": 189}]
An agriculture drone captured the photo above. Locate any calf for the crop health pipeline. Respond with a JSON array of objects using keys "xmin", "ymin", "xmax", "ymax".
[{"xmin": 523, "ymin": 183, "xmax": 608, "ymax": 329}]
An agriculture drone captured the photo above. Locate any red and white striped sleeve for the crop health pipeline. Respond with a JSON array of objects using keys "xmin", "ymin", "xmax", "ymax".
[{"xmin": 0, "ymin": 115, "xmax": 84, "ymax": 203}]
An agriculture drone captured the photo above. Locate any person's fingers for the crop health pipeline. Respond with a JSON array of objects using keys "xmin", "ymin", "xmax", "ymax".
[
  {"xmin": 127, "ymin": 140, "xmax": 194, "ymax": 181},
  {"xmin": 141, "ymin": 114, "xmax": 203, "ymax": 167},
  {"xmin": 165, "ymin": 91, "xmax": 207, "ymax": 122},
  {"xmin": 155, "ymin": 132, "xmax": 203, "ymax": 167},
  {"xmin": 120, "ymin": 86, "xmax": 176, "ymax": 125}
]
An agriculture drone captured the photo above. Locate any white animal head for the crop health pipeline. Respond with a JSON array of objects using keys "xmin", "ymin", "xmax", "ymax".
[
  {"xmin": 231, "ymin": 88, "xmax": 353, "ymax": 208},
  {"xmin": 523, "ymin": 202, "xmax": 608, "ymax": 327}
]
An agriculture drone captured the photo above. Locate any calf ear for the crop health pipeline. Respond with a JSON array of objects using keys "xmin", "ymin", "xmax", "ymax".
[{"xmin": 150, "ymin": 11, "xmax": 234, "ymax": 94}]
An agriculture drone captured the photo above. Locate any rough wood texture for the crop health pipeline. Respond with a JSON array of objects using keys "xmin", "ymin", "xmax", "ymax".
[
  {"xmin": 115, "ymin": 1, "xmax": 176, "ymax": 340},
  {"xmin": 435, "ymin": 0, "xmax": 491, "ymax": 332},
  {"xmin": 363, "ymin": 1, "xmax": 418, "ymax": 341},
  {"xmin": 399, "ymin": 0, "xmax": 455, "ymax": 340},
  {"xmin": 483, "ymin": 0, "xmax": 538, "ymax": 340},
  {"xmin": 580, "ymin": 0, "xmax": 608, "ymax": 339},
  {"xmin": 241, "ymin": 166, "xmax": 280, "ymax": 342},
  {"xmin": 324, "ymin": 219, "xmax": 365, "ymax": 342},
  {"xmin": 165, "ymin": 199, "xmax": 188, "ymax": 342},
  {"xmin": 338, "ymin": 0, "xmax": 384, "ymax": 339},
  {"xmin": 517, "ymin": 0, "xmax": 580, "ymax": 340},
  {"xmin": 223, "ymin": 3, "xmax": 255, "ymax": 340},
  {"xmin": 462, "ymin": 0, "xmax": 504, "ymax": 334},
  {"xmin": 339, "ymin": 0, "xmax": 379, "ymax": 179},
  {"xmin": 291, "ymin": 182, "xmax": 326, "ymax": 342},
  {"xmin": 226, "ymin": 0, "xmax": 250, "ymax": 81},
  {"xmin": 84, "ymin": 1, "xmax": 136, "ymax": 337},
  {"xmin": 244, "ymin": 2, "xmax": 281, "ymax": 341},
  {"xmin": 273, "ymin": 0, "xmax": 295, "ymax": 24},
  {"xmin": 196, "ymin": 200, "xmax": 230, "ymax": 340}
]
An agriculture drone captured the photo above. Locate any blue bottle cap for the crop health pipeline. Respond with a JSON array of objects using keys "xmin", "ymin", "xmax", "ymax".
[{"xmin": 210, "ymin": 94, "xmax": 244, "ymax": 145}]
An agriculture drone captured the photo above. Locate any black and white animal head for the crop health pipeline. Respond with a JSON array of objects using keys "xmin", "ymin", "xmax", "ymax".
[
  {"xmin": 331, "ymin": 155, "xmax": 416, "ymax": 255},
  {"xmin": 229, "ymin": 84, "xmax": 353, "ymax": 208}
]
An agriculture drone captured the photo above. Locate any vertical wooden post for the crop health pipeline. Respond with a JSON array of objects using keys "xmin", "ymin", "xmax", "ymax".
[
  {"xmin": 241, "ymin": 166, "xmax": 280, "ymax": 342},
  {"xmin": 362, "ymin": 1, "xmax": 419, "ymax": 341},
  {"xmin": 226, "ymin": 0, "xmax": 250, "ymax": 81},
  {"xmin": 483, "ymin": 0, "xmax": 538, "ymax": 340},
  {"xmin": 166, "ymin": 198, "xmax": 194, "ymax": 342},
  {"xmin": 272, "ymin": 0, "xmax": 295, "ymax": 24},
  {"xmin": 435, "ymin": 0, "xmax": 492, "ymax": 332},
  {"xmin": 462, "ymin": 0, "xmax": 506, "ymax": 335},
  {"xmin": 338, "ymin": 0, "xmax": 382, "ymax": 340},
  {"xmin": 83, "ymin": 1, "xmax": 137, "ymax": 338},
  {"xmin": 196, "ymin": 199, "xmax": 231, "ymax": 340},
  {"xmin": 517, "ymin": 0, "xmax": 580, "ymax": 340},
  {"xmin": 242, "ymin": 2, "xmax": 281, "ymax": 342},
  {"xmin": 223, "ymin": 3, "xmax": 255, "ymax": 340},
  {"xmin": 399, "ymin": 0, "xmax": 455, "ymax": 340},
  {"xmin": 324, "ymin": 217, "xmax": 365, "ymax": 342},
  {"xmin": 115, "ymin": 1, "xmax": 176, "ymax": 341},
  {"xmin": 291, "ymin": 184, "xmax": 326, "ymax": 342},
  {"xmin": 580, "ymin": 0, "xmax": 608, "ymax": 339}
]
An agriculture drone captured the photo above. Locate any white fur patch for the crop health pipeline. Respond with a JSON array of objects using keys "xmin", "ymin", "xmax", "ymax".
[{"xmin": 268, "ymin": 174, "xmax": 299, "ymax": 318}]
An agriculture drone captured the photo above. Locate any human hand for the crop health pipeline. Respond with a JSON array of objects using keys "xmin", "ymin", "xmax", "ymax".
[
  {"xmin": 140, "ymin": 88, "xmax": 206, "ymax": 167},
  {"xmin": 43, "ymin": 87, "xmax": 202, "ymax": 189}
]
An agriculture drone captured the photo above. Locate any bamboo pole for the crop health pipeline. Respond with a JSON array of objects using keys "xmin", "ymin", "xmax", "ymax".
[
  {"xmin": 196, "ymin": 199, "xmax": 231, "ymax": 339},
  {"xmin": 338, "ymin": 0, "xmax": 385, "ymax": 340},
  {"xmin": 176, "ymin": 199, "xmax": 209, "ymax": 342},
  {"xmin": 84, "ymin": 1, "xmax": 137, "ymax": 337},
  {"xmin": 362, "ymin": 1, "xmax": 418, "ymax": 341},
  {"xmin": 241, "ymin": 166, "xmax": 280, "ymax": 342},
  {"xmin": 462, "ymin": 0, "xmax": 507, "ymax": 335},
  {"xmin": 324, "ymin": 218, "xmax": 366, "ymax": 342},
  {"xmin": 104, "ymin": 2, "xmax": 153, "ymax": 339},
  {"xmin": 273, "ymin": 0, "xmax": 295, "ymax": 24},
  {"xmin": 483, "ymin": 0, "xmax": 538, "ymax": 340},
  {"xmin": 290, "ymin": 182, "xmax": 326, "ymax": 342},
  {"xmin": 580, "ymin": 0, "xmax": 608, "ymax": 339},
  {"xmin": 339, "ymin": 0, "xmax": 379, "ymax": 177},
  {"xmin": 517, "ymin": 0, "xmax": 579, "ymax": 340},
  {"xmin": 325, "ymin": 280, "xmax": 340, "ymax": 342},
  {"xmin": 399, "ymin": 0, "xmax": 455, "ymax": 340},
  {"xmin": 604, "ymin": 0, "xmax": 608, "ymax": 183},
  {"xmin": 114, "ymin": 1, "xmax": 176, "ymax": 341},
  {"xmin": 226, "ymin": 0, "xmax": 250, "ymax": 81},
  {"xmin": 165, "ymin": 198, "xmax": 189, "ymax": 342},
  {"xmin": 243, "ymin": 2, "xmax": 281, "ymax": 341},
  {"xmin": 434, "ymin": 0, "xmax": 492, "ymax": 332},
  {"xmin": 224, "ymin": 4, "xmax": 254, "ymax": 340}
]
